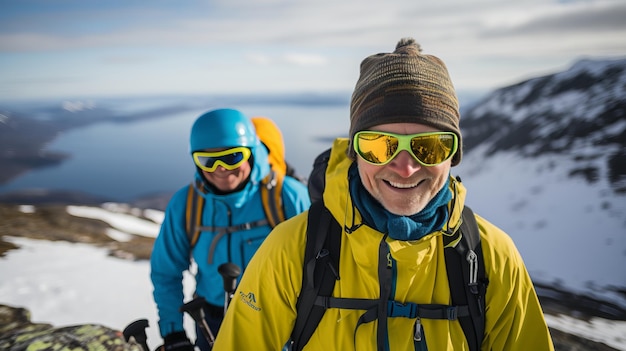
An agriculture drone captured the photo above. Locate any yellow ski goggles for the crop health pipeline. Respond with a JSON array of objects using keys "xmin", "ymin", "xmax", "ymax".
[
  {"xmin": 192, "ymin": 147, "xmax": 252, "ymax": 172},
  {"xmin": 353, "ymin": 131, "xmax": 458, "ymax": 166}
]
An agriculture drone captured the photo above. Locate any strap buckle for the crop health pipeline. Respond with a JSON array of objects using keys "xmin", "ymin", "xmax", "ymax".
[
  {"xmin": 446, "ymin": 306, "xmax": 458, "ymax": 320},
  {"xmin": 387, "ymin": 301, "xmax": 418, "ymax": 318}
]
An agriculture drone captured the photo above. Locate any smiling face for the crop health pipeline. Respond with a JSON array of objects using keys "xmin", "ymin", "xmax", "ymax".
[
  {"xmin": 199, "ymin": 148, "xmax": 252, "ymax": 193},
  {"xmin": 355, "ymin": 122, "xmax": 452, "ymax": 216},
  {"xmin": 202, "ymin": 162, "xmax": 252, "ymax": 193}
]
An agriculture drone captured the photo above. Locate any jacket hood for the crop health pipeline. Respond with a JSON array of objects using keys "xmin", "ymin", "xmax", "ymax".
[{"xmin": 322, "ymin": 138, "xmax": 466, "ymax": 236}]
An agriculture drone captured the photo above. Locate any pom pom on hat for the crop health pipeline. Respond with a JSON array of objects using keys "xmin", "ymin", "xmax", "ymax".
[{"xmin": 348, "ymin": 37, "xmax": 462, "ymax": 166}]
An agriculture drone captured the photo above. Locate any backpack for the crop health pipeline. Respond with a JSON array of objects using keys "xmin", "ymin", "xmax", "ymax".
[
  {"xmin": 290, "ymin": 191, "xmax": 488, "ymax": 351},
  {"xmin": 184, "ymin": 171, "xmax": 286, "ymax": 249},
  {"xmin": 252, "ymin": 116, "xmax": 305, "ymax": 182}
]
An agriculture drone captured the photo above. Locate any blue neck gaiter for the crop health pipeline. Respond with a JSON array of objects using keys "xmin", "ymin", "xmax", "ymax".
[{"xmin": 349, "ymin": 164, "xmax": 452, "ymax": 241}]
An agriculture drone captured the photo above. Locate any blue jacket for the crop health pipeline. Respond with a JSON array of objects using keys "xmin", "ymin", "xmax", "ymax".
[{"xmin": 150, "ymin": 142, "xmax": 310, "ymax": 337}]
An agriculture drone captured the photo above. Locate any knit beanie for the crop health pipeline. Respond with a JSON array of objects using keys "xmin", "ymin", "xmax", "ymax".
[{"xmin": 348, "ymin": 37, "xmax": 462, "ymax": 166}]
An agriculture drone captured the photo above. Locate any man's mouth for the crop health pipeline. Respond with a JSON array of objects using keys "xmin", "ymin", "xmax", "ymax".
[{"xmin": 385, "ymin": 179, "xmax": 423, "ymax": 189}]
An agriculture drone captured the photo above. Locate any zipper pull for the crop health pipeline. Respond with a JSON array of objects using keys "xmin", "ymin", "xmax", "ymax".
[
  {"xmin": 414, "ymin": 317, "xmax": 422, "ymax": 342},
  {"xmin": 466, "ymin": 249, "xmax": 478, "ymax": 293}
]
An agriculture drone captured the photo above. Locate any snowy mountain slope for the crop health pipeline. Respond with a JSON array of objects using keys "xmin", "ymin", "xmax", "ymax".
[
  {"xmin": 460, "ymin": 58, "xmax": 626, "ymax": 195},
  {"xmin": 455, "ymin": 58, "xmax": 626, "ymax": 308}
]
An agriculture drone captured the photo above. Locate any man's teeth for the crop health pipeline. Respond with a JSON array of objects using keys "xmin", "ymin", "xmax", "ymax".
[{"xmin": 388, "ymin": 181, "xmax": 419, "ymax": 189}]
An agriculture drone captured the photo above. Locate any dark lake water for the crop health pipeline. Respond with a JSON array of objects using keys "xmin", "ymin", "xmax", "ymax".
[{"xmin": 0, "ymin": 102, "xmax": 350, "ymax": 202}]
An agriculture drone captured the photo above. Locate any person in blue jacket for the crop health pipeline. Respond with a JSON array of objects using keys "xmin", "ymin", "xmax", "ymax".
[{"xmin": 150, "ymin": 108, "xmax": 311, "ymax": 351}]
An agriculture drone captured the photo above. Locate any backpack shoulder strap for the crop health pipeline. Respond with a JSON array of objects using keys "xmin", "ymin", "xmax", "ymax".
[
  {"xmin": 261, "ymin": 170, "xmax": 286, "ymax": 228},
  {"xmin": 290, "ymin": 200, "xmax": 341, "ymax": 351},
  {"xmin": 185, "ymin": 182, "xmax": 204, "ymax": 249},
  {"xmin": 307, "ymin": 147, "xmax": 331, "ymax": 204},
  {"xmin": 185, "ymin": 170, "xmax": 287, "ymax": 250},
  {"xmin": 444, "ymin": 205, "xmax": 487, "ymax": 351}
]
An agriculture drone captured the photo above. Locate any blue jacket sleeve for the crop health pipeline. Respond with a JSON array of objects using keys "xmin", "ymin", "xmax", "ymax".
[{"xmin": 150, "ymin": 187, "xmax": 192, "ymax": 337}]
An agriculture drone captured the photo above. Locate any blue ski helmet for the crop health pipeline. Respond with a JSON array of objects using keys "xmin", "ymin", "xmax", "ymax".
[{"xmin": 189, "ymin": 108, "xmax": 258, "ymax": 153}]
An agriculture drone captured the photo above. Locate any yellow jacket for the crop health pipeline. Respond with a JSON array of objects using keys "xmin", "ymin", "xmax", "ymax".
[{"xmin": 214, "ymin": 138, "xmax": 554, "ymax": 350}]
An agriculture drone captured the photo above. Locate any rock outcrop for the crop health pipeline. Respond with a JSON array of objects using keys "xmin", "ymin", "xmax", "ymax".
[{"xmin": 0, "ymin": 304, "xmax": 143, "ymax": 351}]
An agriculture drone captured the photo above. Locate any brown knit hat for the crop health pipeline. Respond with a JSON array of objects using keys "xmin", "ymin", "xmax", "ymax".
[{"xmin": 348, "ymin": 37, "xmax": 462, "ymax": 166}]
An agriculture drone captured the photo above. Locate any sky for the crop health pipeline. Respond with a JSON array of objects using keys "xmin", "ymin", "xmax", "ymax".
[
  {"xmin": 1, "ymin": 204, "xmax": 625, "ymax": 350},
  {"xmin": 1, "ymin": 0, "xmax": 626, "ymax": 102}
]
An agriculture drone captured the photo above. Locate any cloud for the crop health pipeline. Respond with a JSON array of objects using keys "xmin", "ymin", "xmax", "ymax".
[
  {"xmin": 1, "ymin": 0, "xmax": 624, "ymax": 55},
  {"xmin": 245, "ymin": 52, "xmax": 328, "ymax": 66},
  {"xmin": 245, "ymin": 53, "xmax": 273, "ymax": 65},
  {"xmin": 480, "ymin": 1, "xmax": 626, "ymax": 36},
  {"xmin": 282, "ymin": 53, "xmax": 328, "ymax": 66},
  {"xmin": 100, "ymin": 55, "xmax": 153, "ymax": 65},
  {"xmin": 2, "ymin": 0, "xmax": 625, "ymax": 100}
]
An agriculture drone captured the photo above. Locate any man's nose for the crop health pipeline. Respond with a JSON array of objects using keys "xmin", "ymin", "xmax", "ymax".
[{"xmin": 387, "ymin": 150, "xmax": 421, "ymax": 177}]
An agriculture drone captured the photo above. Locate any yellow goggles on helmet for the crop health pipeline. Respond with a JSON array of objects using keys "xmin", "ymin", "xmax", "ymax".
[
  {"xmin": 192, "ymin": 147, "xmax": 252, "ymax": 172},
  {"xmin": 353, "ymin": 131, "xmax": 458, "ymax": 166}
]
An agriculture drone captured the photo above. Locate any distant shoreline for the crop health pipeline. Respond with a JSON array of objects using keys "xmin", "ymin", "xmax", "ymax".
[
  {"xmin": 0, "ymin": 152, "xmax": 69, "ymax": 184},
  {"xmin": 0, "ymin": 92, "xmax": 354, "ymax": 196}
]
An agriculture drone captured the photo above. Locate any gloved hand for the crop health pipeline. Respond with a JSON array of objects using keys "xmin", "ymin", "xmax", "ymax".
[{"xmin": 162, "ymin": 331, "xmax": 194, "ymax": 351}]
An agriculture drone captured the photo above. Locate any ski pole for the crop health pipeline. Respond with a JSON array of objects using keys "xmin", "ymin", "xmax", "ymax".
[
  {"xmin": 122, "ymin": 319, "xmax": 150, "ymax": 351},
  {"xmin": 217, "ymin": 262, "xmax": 241, "ymax": 315},
  {"xmin": 180, "ymin": 296, "xmax": 216, "ymax": 349},
  {"xmin": 179, "ymin": 263, "xmax": 242, "ymax": 349}
]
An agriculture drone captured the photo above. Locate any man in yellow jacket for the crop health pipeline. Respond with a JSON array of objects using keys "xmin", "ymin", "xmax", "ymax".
[{"xmin": 213, "ymin": 38, "xmax": 554, "ymax": 350}]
